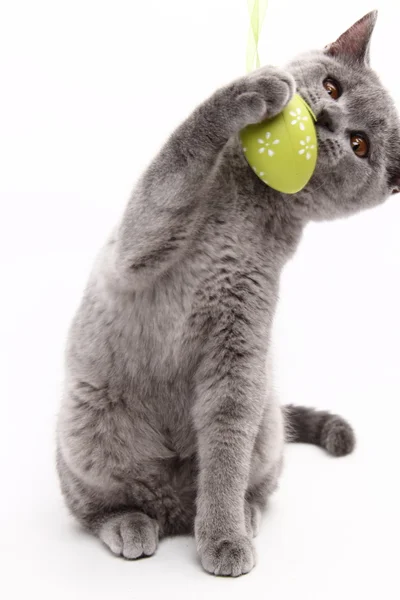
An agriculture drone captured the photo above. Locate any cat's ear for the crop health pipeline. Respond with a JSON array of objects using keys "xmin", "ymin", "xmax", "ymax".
[{"xmin": 325, "ymin": 11, "xmax": 378, "ymax": 64}]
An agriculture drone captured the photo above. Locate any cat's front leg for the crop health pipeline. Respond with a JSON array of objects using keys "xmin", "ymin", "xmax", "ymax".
[
  {"xmin": 193, "ymin": 354, "xmax": 267, "ymax": 577},
  {"xmin": 169, "ymin": 65, "xmax": 296, "ymax": 163},
  {"xmin": 116, "ymin": 67, "xmax": 295, "ymax": 289}
]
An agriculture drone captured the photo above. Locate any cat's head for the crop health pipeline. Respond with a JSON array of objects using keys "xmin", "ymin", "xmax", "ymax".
[{"xmin": 287, "ymin": 11, "xmax": 400, "ymax": 220}]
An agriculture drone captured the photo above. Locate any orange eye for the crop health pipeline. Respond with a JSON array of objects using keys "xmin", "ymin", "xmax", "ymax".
[
  {"xmin": 323, "ymin": 78, "xmax": 341, "ymax": 100},
  {"xmin": 350, "ymin": 133, "xmax": 369, "ymax": 158}
]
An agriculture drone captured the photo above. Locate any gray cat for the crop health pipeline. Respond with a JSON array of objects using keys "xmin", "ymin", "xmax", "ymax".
[{"xmin": 57, "ymin": 11, "xmax": 400, "ymax": 576}]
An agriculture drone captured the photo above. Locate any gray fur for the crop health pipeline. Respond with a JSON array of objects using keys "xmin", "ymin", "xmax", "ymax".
[{"xmin": 57, "ymin": 12, "xmax": 399, "ymax": 576}]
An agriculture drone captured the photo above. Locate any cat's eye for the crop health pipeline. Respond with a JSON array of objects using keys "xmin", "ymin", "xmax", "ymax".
[
  {"xmin": 350, "ymin": 133, "xmax": 369, "ymax": 158},
  {"xmin": 323, "ymin": 78, "xmax": 342, "ymax": 100}
]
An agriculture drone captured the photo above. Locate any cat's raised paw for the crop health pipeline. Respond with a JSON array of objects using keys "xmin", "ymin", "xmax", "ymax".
[
  {"xmin": 99, "ymin": 511, "xmax": 159, "ymax": 560},
  {"xmin": 235, "ymin": 67, "xmax": 296, "ymax": 127},
  {"xmin": 199, "ymin": 535, "xmax": 256, "ymax": 577}
]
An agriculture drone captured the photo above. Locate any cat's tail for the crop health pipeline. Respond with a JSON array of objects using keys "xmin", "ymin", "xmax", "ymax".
[{"xmin": 283, "ymin": 404, "xmax": 355, "ymax": 457}]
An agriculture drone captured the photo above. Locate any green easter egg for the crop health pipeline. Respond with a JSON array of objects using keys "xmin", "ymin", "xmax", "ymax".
[{"xmin": 240, "ymin": 94, "xmax": 318, "ymax": 194}]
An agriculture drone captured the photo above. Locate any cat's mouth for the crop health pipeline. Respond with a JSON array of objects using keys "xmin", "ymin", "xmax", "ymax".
[
  {"xmin": 317, "ymin": 136, "xmax": 343, "ymax": 166},
  {"xmin": 313, "ymin": 124, "xmax": 345, "ymax": 167},
  {"xmin": 297, "ymin": 89, "xmax": 318, "ymax": 120},
  {"xmin": 297, "ymin": 89, "xmax": 344, "ymax": 167}
]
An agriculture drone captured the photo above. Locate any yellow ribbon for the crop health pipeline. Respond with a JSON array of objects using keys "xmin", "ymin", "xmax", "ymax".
[{"xmin": 246, "ymin": 0, "xmax": 269, "ymax": 73}]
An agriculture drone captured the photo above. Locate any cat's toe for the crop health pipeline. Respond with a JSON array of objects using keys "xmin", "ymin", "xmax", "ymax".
[
  {"xmin": 199, "ymin": 535, "xmax": 256, "ymax": 577},
  {"xmin": 247, "ymin": 67, "xmax": 296, "ymax": 117},
  {"xmin": 99, "ymin": 512, "xmax": 159, "ymax": 559}
]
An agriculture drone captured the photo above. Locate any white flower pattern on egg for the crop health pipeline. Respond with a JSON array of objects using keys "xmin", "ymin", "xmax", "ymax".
[
  {"xmin": 298, "ymin": 136, "xmax": 315, "ymax": 160},
  {"xmin": 257, "ymin": 131, "xmax": 280, "ymax": 156},
  {"xmin": 290, "ymin": 107, "xmax": 308, "ymax": 131},
  {"xmin": 252, "ymin": 166, "xmax": 268, "ymax": 184}
]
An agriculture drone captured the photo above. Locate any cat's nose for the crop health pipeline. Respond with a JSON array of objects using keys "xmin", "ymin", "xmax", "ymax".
[{"xmin": 316, "ymin": 108, "xmax": 338, "ymax": 133}]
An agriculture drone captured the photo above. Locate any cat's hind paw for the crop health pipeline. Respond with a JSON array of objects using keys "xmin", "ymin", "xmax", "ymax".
[
  {"xmin": 99, "ymin": 511, "xmax": 159, "ymax": 560},
  {"xmin": 245, "ymin": 501, "xmax": 262, "ymax": 538}
]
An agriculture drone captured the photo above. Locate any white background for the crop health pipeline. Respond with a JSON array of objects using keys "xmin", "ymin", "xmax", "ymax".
[{"xmin": 1, "ymin": 0, "xmax": 399, "ymax": 598}]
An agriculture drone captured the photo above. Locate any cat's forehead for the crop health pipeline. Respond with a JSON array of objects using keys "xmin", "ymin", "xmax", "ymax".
[
  {"xmin": 293, "ymin": 52, "xmax": 386, "ymax": 97},
  {"xmin": 289, "ymin": 49, "xmax": 400, "ymax": 187},
  {"xmin": 323, "ymin": 56, "xmax": 393, "ymax": 115},
  {"xmin": 290, "ymin": 51, "xmax": 398, "ymax": 133}
]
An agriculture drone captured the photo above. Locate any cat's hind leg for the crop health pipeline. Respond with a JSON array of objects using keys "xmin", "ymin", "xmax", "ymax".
[
  {"xmin": 57, "ymin": 446, "xmax": 162, "ymax": 560},
  {"xmin": 244, "ymin": 500, "xmax": 262, "ymax": 538},
  {"xmin": 98, "ymin": 511, "xmax": 159, "ymax": 560}
]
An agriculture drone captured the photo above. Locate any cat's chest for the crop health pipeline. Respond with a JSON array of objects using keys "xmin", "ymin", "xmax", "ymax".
[
  {"xmin": 125, "ymin": 279, "xmax": 194, "ymax": 376},
  {"xmin": 123, "ymin": 207, "xmax": 295, "ymax": 377},
  {"xmin": 190, "ymin": 210, "xmax": 286, "ymax": 301}
]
